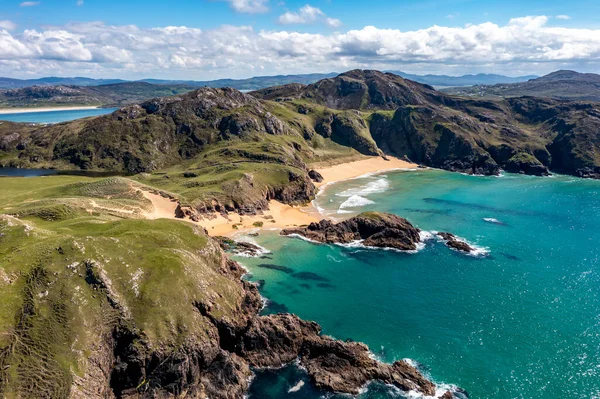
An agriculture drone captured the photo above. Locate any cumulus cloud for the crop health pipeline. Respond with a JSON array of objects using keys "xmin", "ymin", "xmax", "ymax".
[
  {"xmin": 217, "ymin": 0, "xmax": 268, "ymax": 14},
  {"xmin": 1, "ymin": 16, "xmax": 600, "ymax": 78},
  {"xmin": 20, "ymin": 1, "xmax": 40, "ymax": 6},
  {"xmin": 0, "ymin": 20, "xmax": 17, "ymax": 31},
  {"xmin": 279, "ymin": 4, "xmax": 342, "ymax": 28}
]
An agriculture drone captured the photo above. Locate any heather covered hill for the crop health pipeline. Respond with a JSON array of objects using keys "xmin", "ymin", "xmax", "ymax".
[
  {"xmin": 0, "ymin": 82, "xmax": 196, "ymax": 108},
  {"xmin": 2, "ymin": 70, "xmax": 600, "ymax": 213},
  {"xmin": 442, "ymin": 70, "xmax": 600, "ymax": 102}
]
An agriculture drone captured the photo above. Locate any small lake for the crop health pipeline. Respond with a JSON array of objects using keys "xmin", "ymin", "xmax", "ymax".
[
  {"xmin": 0, "ymin": 168, "xmax": 57, "ymax": 177},
  {"xmin": 0, "ymin": 108, "xmax": 117, "ymax": 124},
  {"xmin": 0, "ymin": 168, "xmax": 127, "ymax": 178}
]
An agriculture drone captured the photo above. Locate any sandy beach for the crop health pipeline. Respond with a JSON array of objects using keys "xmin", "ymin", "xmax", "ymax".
[
  {"xmin": 140, "ymin": 155, "xmax": 419, "ymax": 237},
  {"xmin": 313, "ymin": 155, "xmax": 418, "ymax": 187},
  {"xmin": 0, "ymin": 106, "xmax": 101, "ymax": 115}
]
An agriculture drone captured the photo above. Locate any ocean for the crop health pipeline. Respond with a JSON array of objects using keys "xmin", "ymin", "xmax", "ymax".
[
  {"xmin": 0, "ymin": 108, "xmax": 117, "ymax": 124},
  {"xmin": 236, "ymin": 169, "xmax": 600, "ymax": 398}
]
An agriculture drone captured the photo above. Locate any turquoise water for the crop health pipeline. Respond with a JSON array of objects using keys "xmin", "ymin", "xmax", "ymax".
[
  {"xmin": 238, "ymin": 169, "xmax": 600, "ymax": 398},
  {"xmin": 0, "ymin": 108, "xmax": 116, "ymax": 123}
]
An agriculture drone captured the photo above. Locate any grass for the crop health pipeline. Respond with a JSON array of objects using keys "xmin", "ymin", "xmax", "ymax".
[{"xmin": 0, "ymin": 174, "xmax": 257, "ymax": 396}]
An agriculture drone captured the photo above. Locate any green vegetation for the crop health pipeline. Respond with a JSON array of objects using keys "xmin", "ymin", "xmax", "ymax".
[{"xmin": 0, "ymin": 175, "xmax": 249, "ymax": 397}]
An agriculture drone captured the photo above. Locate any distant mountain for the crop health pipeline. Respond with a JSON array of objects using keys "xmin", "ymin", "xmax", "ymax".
[
  {"xmin": 0, "ymin": 77, "xmax": 128, "ymax": 89},
  {"xmin": 0, "ymin": 73, "xmax": 339, "ymax": 91},
  {"xmin": 441, "ymin": 70, "xmax": 600, "ymax": 101},
  {"xmin": 0, "ymin": 82, "xmax": 196, "ymax": 108},
  {"xmin": 387, "ymin": 71, "xmax": 537, "ymax": 87},
  {"xmin": 139, "ymin": 73, "xmax": 339, "ymax": 90},
  {"xmin": 0, "ymin": 71, "xmax": 532, "ymax": 92}
]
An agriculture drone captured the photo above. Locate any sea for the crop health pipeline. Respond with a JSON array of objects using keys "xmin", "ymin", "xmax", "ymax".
[
  {"xmin": 235, "ymin": 169, "xmax": 600, "ymax": 399},
  {"xmin": 0, "ymin": 107, "xmax": 116, "ymax": 124}
]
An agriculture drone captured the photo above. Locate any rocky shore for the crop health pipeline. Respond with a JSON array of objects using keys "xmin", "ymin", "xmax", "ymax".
[
  {"xmin": 108, "ymin": 235, "xmax": 460, "ymax": 399},
  {"xmin": 281, "ymin": 212, "xmax": 422, "ymax": 251}
]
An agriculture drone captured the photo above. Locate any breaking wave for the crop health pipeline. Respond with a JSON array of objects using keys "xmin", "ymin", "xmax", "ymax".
[
  {"xmin": 336, "ymin": 177, "xmax": 390, "ymax": 198},
  {"xmin": 339, "ymin": 195, "xmax": 375, "ymax": 209}
]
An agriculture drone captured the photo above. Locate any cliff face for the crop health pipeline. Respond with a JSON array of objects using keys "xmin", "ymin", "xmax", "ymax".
[
  {"xmin": 2, "ymin": 69, "xmax": 600, "ymax": 195},
  {"xmin": 253, "ymin": 70, "xmax": 600, "ymax": 178},
  {"xmin": 0, "ymin": 212, "xmax": 454, "ymax": 398}
]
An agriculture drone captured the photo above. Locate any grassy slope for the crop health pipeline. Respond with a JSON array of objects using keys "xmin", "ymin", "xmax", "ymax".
[{"xmin": 0, "ymin": 176, "xmax": 246, "ymax": 397}]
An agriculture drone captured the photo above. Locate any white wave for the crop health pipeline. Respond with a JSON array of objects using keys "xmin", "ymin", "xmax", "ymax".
[
  {"xmin": 337, "ymin": 209, "xmax": 353, "ymax": 214},
  {"xmin": 326, "ymin": 254, "xmax": 342, "ymax": 263},
  {"xmin": 287, "ymin": 380, "xmax": 305, "ymax": 393},
  {"xmin": 231, "ymin": 237, "xmax": 272, "ymax": 258},
  {"xmin": 336, "ymin": 239, "xmax": 423, "ymax": 255},
  {"xmin": 339, "ymin": 195, "xmax": 375, "ymax": 209},
  {"xmin": 483, "ymin": 217, "xmax": 503, "ymax": 225},
  {"xmin": 336, "ymin": 177, "xmax": 390, "ymax": 198},
  {"xmin": 434, "ymin": 233, "xmax": 490, "ymax": 257}
]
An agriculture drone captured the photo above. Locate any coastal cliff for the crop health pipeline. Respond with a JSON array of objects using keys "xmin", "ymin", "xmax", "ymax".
[{"xmin": 0, "ymin": 207, "xmax": 459, "ymax": 398}]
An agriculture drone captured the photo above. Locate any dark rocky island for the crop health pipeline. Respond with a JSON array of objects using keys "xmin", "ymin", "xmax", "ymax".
[
  {"xmin": 282, "ymin": 212, "xmax": 482, "ymax": 256},
  {"xmin": 281, "ymin": 212, "xmax": 422, "ymax": 251}
]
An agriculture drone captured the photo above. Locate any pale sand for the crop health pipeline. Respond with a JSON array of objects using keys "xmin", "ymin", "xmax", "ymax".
[
  {"xmin": 0, "ymin": 106, "xmax": 101, "ymax": 115},
  {"xmin": 313, "ymin": 155, "xmax": 418, "ymax": 187},
  {"xmin": 137, "ymin": 155, "xmax": 419, "ymax": 237}
]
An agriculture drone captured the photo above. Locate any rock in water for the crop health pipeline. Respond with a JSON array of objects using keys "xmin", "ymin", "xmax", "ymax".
[
  {"xmin": 437, "ymin": 232, "xmax": 475, "ymax": 253},
  {"xmin": 281, "ymin": 212, "xmax": 422, "ymax": 251},
  {"xmin": 237, "ymin": 314, "xmax": 437, "ymax": 396}
]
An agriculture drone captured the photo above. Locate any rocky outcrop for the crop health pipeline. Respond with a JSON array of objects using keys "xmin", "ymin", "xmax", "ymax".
[
  {"xmin": 308, "ymin": 169, "xmax": 324, "ymax": 183},
  {"xmin": 503, "ymin": 152, "xmax": 550, "ymax": 176},
  {"xmin": 238, "ymin": 314, "xmax": 437, "ymax": 396},
  {"xmin": 437, "ymin": 232, "xmax": 475, "ymax": 253},
  {"xmin": 281, "ymin": 212, "xmax": 422, "ymax": 251}
]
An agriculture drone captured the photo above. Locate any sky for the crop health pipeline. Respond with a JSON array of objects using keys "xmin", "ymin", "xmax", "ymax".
[{"xmin": 0, "ymin": 0, "xmax": 600, "ymax": 80}]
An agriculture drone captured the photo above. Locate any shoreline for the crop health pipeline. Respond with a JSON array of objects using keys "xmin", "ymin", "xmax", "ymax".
[
  {"xmin": 0, "ymin": 106, "xmax": 101, "ymax": 115},
  {"xmin": 141, "ymin": 155, "xmax": 419, "ymax": 237}
]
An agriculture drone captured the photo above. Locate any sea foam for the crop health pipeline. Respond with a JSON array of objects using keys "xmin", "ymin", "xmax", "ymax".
[
  {"xmin": 336, "ymin": 177, "xmax": 390, "ymax": 198},
  {"xmin": 339, "ymin": 195, "xmax": 375, "ymax": 209}
]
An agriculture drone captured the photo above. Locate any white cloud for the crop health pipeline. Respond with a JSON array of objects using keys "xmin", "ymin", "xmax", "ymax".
[
  {"xmin": 325, "ymin": 17, "xmax": 342, "ymax": 29},
  {"xmin": 76, "ymin": 0, "xmax": 84, "ymax": 6},
  {"xmin": 20, "ymin": 1, "xmax": 40, "ymax": 6},
  {"xmin": 1, "ymin": 16, "xmax": 600, "ymax": 79},
  {"xmin": 217, "ymin": 0, "xmax": 269, "ymax": 14},
  {"xmin": 0, "ymin": 20, "xmax": 17, "ymax": 31},
  {"xmin": 279, "ymin": 4, "xmax": 342, "ymax": 28},
  {"xmin": 556, "ymin": 15, "xmax": 571, "ymax": 20}
]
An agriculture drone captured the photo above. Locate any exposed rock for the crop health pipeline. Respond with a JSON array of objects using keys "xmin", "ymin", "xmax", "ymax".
[
  {"xmin": 281, "ymin": 212, "xmax": 421, "ymax": 251},
  {"xmin": 308, "ymin": 169, "xmax": 324, "ymax": 183},
  {"xmin": 437, "ymin": 232, "xmax": 475, "ymax": 253},
  {"xmin": 503, "ymin": 152, "xmax": 550, "ymax": 176},
  {"xmin": 215, "ymin": 237, "xmax": 265, "ymax": 257},
  {"xmin": 238, "ymin": 314, "xmax": 437, "ymax": 396}
]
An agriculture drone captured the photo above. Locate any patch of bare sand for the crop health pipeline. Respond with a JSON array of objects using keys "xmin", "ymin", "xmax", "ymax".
[
  {"xmin": 135, "ymin": 155, "xmax": 419, "ymax": 237},
  {"xmin": 313, "ymin": 155, "xmax": 418, "ymax": 187}
]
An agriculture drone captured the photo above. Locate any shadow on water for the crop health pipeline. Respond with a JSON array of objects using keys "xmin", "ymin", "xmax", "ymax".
[
  {"xmin": 292, "ymin": 271, "xmax": 330, "ymax": 282},
  {"xmin": 423, "ymin": 197, "xmax": 545, "ymax": 217},
  {"xmin": 256, "ymin": 264, "xmax": 294, "ymax": 274},
  {"xmin": 0, "ymin": 167, "xmax": 129, "ymax": 178}
]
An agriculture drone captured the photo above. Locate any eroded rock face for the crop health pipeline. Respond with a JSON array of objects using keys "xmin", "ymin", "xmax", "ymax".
[
  {"xmin": 308, "ymin": 169, "xmax": 324, "ymax": 183},
  {"xmin": 238, "ymin": 314, "xmax": 437, "ymax": 396},
  {"xmin": 281, "ymin": 212, "xmax": 422, "ymax": 251}
]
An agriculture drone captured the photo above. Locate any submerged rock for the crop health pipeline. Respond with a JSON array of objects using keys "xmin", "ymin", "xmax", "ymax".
[{"xmin": 281, "ymin": 212, "xmax": 422, "ymax": 251}]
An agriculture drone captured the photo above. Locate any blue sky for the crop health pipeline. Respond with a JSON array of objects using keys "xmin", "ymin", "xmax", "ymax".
[
  {"xmin": 0, "ymin": 0, "xmax": 599, "ymax": 79},
  {"xmin": 3, "ymin": 0, "xmax": 598, "ymax": 32}
]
